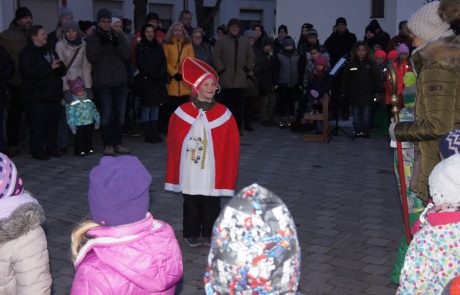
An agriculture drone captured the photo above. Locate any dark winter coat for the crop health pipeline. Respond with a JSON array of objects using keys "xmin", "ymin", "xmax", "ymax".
[
  {"xmin": 307, "ymin": 72, "xmax": 331, "ymax": 101},
  {"xmin": 0, "ymin": 21, "xmax": 28, "ymax": 85},
  {"xmin": 324, "ymin": 30, "xmax": 357, "ymax": 67},
  {"xmin": 394, "ymin": 35, "xmax": 460, "ymax": 201},
  {"xmin": 258, "ymin": 52, "xmax": 278, "ymax": 96},
  {"xmin": 373, "ymin": 30, "xmax": 390, "ymax": 51},
  {"xmin": 212, "ymin": 34, "xmax": 255, "ymax": 90},
  {"xmin": 341, "ymin": 59, "xmax": 380, "ymax": 106},
  {"xmin": 85, "ymin": 28, "xmax": 130, "ymax": 87},
  {"xmin": 135, "ymin": 39, "xmax": 168, "ymax": 107},
  {"xmin": 0, "ymin": 45, "xmax": 14, "ymax": 106},
  {"xmin": 244, "ymin": 47, "xmax": 264, "ymax": 98},
  {"xmin": 19, "ymin": 41, "xmax": 66, "ymax": 103},
  {"xmin": 273, "ymin": 37, "xmax": 284, "ymax": 55},
  {"xmin": 274, "ymin": 50, "xmax": 304, "ymax": 87},
  {"xmin": 193, "ymin": 42, "xmax": 212, "ymax": 65}
]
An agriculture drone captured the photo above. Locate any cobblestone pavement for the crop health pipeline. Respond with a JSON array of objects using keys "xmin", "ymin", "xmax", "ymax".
[{"xmin": 13, "ymin": 122, "xmax": 402, "ymax": 295}]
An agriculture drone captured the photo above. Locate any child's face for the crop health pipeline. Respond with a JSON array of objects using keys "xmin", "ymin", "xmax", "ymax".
[
  {"xmin": 263, "ymin": 44, "xmax": 272, "ymax": 54},
  {"xmin": 375, "ymin": 56, "xmax": 385, "ymax": 65},
  {"xmin": 357, "ymin": 45, "xmax": 368, "ymax": 60},
  {"xmin": 399, "ymin": 53, "xmax": 408, "ymax": 61},
  {"xmin": 197, "ymin": 78, "xmax": 217, "ymax": 102},
  {"xmin": 315, "ymin": 63, "xmax": 325, "ymax": 73},
  {"xmin": 284, "ymin": 44, "xmax": 293, "ymax": 51},
  {"xmin": 74, "ymin": 90, "xmax": 86, "ymax": 97},
  {"xmin": 310, "ymin": 49, "xmax": 320, "ymax": 60}
]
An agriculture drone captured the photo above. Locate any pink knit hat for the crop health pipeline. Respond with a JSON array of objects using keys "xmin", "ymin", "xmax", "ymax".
[
  {"xmin": 0, "ymin": 153, "xmax": 24, "ymax": 199},
  {"xmin": 67, "ymin": 77, "xmax": 85, "ymax": 94}
]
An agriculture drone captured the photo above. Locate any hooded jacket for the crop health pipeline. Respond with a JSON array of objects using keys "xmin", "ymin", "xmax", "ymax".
[
  {"xmin": 162, "ymin": 37, "xmax": 194, "ymax": 97},
  {"xmin": 71, "ymin": 213, "xmax": 183, "ymax": 295},
  {"xmin": 0, "ymin": 45, "xmax": 14, "ymax": 106},
  {"xmin": 394, "ymin": 35, "xmax": 460, "ymax": 201},
  {"xmin": 0, "ymin": 192, "xmax": 52, "ymax": 295}
]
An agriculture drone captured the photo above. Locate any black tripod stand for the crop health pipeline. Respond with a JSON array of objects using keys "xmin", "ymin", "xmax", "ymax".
[{"xmin": 328, "ymin": 105, "xmax": 354, "ymax": 142}]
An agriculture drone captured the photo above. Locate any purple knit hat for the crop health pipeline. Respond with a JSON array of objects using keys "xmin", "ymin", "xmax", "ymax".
[
  {"xmin": 88, "ymin": 156, "xmax": 152, "ymax": 226},
  {"xmin": 67, "ymin": 77, "xmax": 85, "ymax": 95},
  {"xmin": 397, "ymin": 43, "xmax": 410, "ymax": 55},
  {"xmin": 0, "ymin": 153, "xmax": 24, "ymax": 199}
]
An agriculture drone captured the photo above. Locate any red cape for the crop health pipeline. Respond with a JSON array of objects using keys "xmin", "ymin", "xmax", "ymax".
[{"xmin": 165, "ymin": 102, "xmax": 240, "ymax": 196}]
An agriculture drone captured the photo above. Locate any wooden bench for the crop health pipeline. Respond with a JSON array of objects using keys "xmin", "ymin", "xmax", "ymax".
[{"xmin": 303, "ymin": 95, "xmax": 329, "ymax": 143}]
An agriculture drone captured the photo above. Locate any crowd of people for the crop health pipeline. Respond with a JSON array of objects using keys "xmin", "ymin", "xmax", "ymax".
[{"xmin": 0, "ymin": 0, "xmax": 459, "ymax": 294}]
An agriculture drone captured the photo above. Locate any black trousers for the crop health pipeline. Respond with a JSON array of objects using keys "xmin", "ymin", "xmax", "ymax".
[
  {"xmin": 243, "ymin": 96, "xmax": 255, "ymax": 128},
  {"xmin": 74, "ymin": 124, "xmax": 93, "ymax": 154},
  {"xmin": 183, "ymin": 194, "xmax": 221, "ymax": 238},
  {"xmin": 6, "ymin": 84, "xmax": 23, "ymax": 147},
  {"xmin": 277, "ymin": 85, "xmax": 297, "ymax": 116},
  {"xmin": 159, "ymin": 96, "xmax": 188, "ymax": 133},
  {"xmin": 25, "ymin": 100, "xmax": 60, "ymax": 157},
  {"xmin": 219, "ymin": 88, "xmax": 244, "ymax": 128}
]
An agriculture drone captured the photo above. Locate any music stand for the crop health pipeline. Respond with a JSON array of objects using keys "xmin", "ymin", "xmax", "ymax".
[{"xmin": 328, "ymin": 58, "xmax": 354, "ymax": 142}]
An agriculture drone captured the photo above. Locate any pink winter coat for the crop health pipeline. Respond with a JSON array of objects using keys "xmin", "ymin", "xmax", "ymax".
[{"xmin": 70, "ymin": 214, "xmax": 183, "ymax": 295}]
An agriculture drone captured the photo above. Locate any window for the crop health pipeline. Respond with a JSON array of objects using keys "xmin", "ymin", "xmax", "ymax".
[
  {"xmin": 239, "ymin": 9, "xmax": 263, "ymax": 33},
  {"xmin": 19, "ymin": 0, "xmax": 59, "ymax": 32},
  {"xmin": 371, "ymin": 0, "xmax": 385, "ymax": 18}
]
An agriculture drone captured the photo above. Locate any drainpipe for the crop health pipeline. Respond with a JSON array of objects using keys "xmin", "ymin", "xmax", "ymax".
[{"xmin": 183, "ymin": 0, "xmax": 188, "ymax": 10}]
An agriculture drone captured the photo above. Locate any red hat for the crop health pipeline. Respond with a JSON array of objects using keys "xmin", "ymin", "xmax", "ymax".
[
  {"xmin": 314, "ymin": 55, "xmax": 328, "ymax": 67},
  {"xmin": 387, "ymin": 50, "xmax": 398, "ymax": 60},
  {"xmin": 374, "ymin": 50, "xmax": 387, "ymax": 60},
  {"xmin": 181, "ymin": 57, "xmax": 218, "ymax": 93}
]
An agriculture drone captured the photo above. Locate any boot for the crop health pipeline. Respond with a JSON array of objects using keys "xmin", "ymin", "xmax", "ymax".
[
  {"xmin": 142, "ymin": 121, "xmax": 155, "ymax": 143},
  {"xmin": 151, "ymin": 121, "xmax": 163, "ymax": 143}
]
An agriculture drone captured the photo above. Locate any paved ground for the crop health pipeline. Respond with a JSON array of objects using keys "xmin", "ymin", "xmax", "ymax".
[{"xmin": 13, "ymin": 121, "xmax": 402, "ymax": 295}]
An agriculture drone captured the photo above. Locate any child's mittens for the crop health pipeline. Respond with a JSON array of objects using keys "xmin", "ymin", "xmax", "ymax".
[
  {"xmin": 69, "ymin": 125, "xmax": 77, "ymax": 135},
  {"xmin": 310, "ymin": 89, "xmax": 319, "ymax": 98},
  {"xmin": 94, "ymin": 121, "xmax": 100, "ymax": 130},
  {"xmin": 64, "ymin": 90, "xmax": 74, "ymax": 104}
]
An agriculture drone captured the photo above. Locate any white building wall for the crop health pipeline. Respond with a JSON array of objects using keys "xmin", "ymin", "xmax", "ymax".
[
  {"xmin": 396, "ymin": 0, "xmax": 426, "ymax": 30},
  {"xmin": 0, "ymin": 0, "xmax": 16, "ymax": 30}
]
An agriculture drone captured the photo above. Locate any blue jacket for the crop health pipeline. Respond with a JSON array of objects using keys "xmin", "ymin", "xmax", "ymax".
[{"xmin": 66, "ymin": 95, "xmax": 100, "ymax": 127}]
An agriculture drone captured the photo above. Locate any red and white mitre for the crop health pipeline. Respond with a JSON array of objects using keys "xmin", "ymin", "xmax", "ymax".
[{"xmin": 181, "ymin": 57, "xmax": 219, "ymax": 92}]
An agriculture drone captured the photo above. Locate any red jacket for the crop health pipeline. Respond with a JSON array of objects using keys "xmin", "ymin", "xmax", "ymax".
[
  {"xmin": 165, "ymin": 102, "xmax": 240, "ymax": 196},
  {"xmin": 385, "ymin": 59, "xmax": 411, "ymax": 105}
]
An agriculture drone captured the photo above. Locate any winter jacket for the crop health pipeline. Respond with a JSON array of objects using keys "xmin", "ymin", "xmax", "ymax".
[
  {"xmin": 244, "ymin": 46, "xmax": 264, "ymax": 98},
  {"xmin": 275, "ymin": 50, "xmax": 304, "ymax": 87},
  {"xmin": 397, "ymin": 211, "xmax": 460, "ymax": 294},
  {"xmin": 55, "ymin": 37, "xmax": 92, "ymax": 91},
  {"xmin": 341, "ymin": 59, "xmax": 380, "ymax": 106},
  {"xmin": 258, "ymin": 52, "xmax": 278, "ymax": 96},
  {"xmin": 373, "ymin": 29, "xmax": 390, "ymax": 51},
  {"xmin": 193, "ymin": 42, "xmax": 212, "ymax": 65},
  {"xmin": 324, "ymin": 30, "xmax": 357, "ymax": 67},
  {"xmin": 212, "ymin": 34, "xmax": 255, "ymax": 90},
  {"xmin": 0, "ymin": 21, "xmax": 28, "ymax": 85},
  {"xmin": 384, "ymin": 59, "xmax": 410, "ymax": 105},
  {"xmin": 0, "ymin": 45, "xmax": 14, "ymax": 106},
  {"xmin": 66, "ymin": 95, "xmax": 100, "ymax": 127},
  {"xmin": 0, "ymin": 192, "xmax": 52, "ymax": 295},
  {"xmin": 71, "ymin": 213, "xmax": 183, "ymax": 295},
  {"xmin": 86, "ymin": 28, "xmax": 130, "ymax": 87},
  {"xmin": 47, "ymin": 26, "xmax": 63, "ymax": 52},
  {"xmin": 130, "ymin": 30, "xmax": 166, "ymax": 65},
  {"xmin": 394, "ymin": 35, "xmax": 460, "ymax": 202},
  {"xmin": 135, "ymin": 39, "xmax": 168, "ymax": 106},
  {"xmin": 307, "ymin": 72, "xmax": 331, "ymax": 103},
  {"xmin": 19, "ymin": 42, "xmax": 66, "ymax": 103},
  {"xmin": 163, "ymin": 38, "xmax": 194, "ymax": 97}
]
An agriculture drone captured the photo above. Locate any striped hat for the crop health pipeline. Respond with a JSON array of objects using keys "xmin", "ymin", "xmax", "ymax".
[{"xmin": 0, "ymin": 153, "xmax": 24, "ymax": 199}]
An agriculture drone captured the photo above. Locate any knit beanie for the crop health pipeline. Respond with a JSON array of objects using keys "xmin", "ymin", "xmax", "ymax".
[
  {"xmin": 306, "ymin": 28, "xmax": 318, "ymax": 37},
  {"xmin": 97, "ymin": 8, "xmax": 112, "ymax": 22},
  {"xmin": 78, "ymin": 20, "xmax": 93, "ymax": 32},
  {"xmin": 408, "ymin": 1, "xmax": 453, "ymax": 43},
  {"xmin": 387, "ymin": 50, "xmax": 398, "ymax": 60},
  {"xmin": 227, "ymin": 18, "xmax": 241, "ymax": 29},
  {"xmin": 62, "ymin": 20, "xmax": 79, "ymax": 33},
  {"xmin": 112, "ymin": 17, "xmax": 122, "ymax": 24},
  {"xmin": 0, "ymin": 153, "xmax": 24, "ymax": 199},
  {"xmin": 282, "ymin": 36, "xmax": 295, "ymax": 47},
  {"xmin": 59, "ymin": 6, "xmax": 73, "ymax": 22},
  {"xmin": 260, "ymin": 36, "xmax": 273, "ymax": 48},
  {"xmin": 278, "ymin": 24, "xmax": 288, "ymax": 34},
  {"xmin": 429, "ymin": 154, "xmax": 460, "ymax": 205},
  {"xmin": 88, "ymin": 156, "xmax": 152, "ymax": 226},
  {"xmin": 145, "ymin": 12, "xmax": 159, "ymax": 23},
  {"xmin": 336, "ymin": 17, "xmax": 347, "ymax": 26},
  {"xmin": 374, "ymin": 50, "xmax": 387, "ymax": 60},
  {"xmin": 204, "ymin": 184, "xmax": 301, "ymax": 294},
  {"xmin": 68, "ymin": 77, "xmax": 85, "ymax": 94},
  {"xmin": 315, "ymin": 55, "xmax": 328, "ymax": 67},
  {"xmin": 15, "ymin": 7, "xmax": 32, "ymax": 21},
  {"xmin": 439, "ymin": 130, "xmax": 460, "ymax": 159},
  {"xmin": 301, "ymin": 23, "xmax": 314, "ymax": 31},
  {"xmin": 397, "ymin": 43, "xmax": 410, "ymax": 55}
]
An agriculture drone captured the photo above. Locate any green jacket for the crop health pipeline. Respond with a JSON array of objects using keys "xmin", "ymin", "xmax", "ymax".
[
  {"xmin": 394, "ymin": 35, "xmax": 460, "ymax": 201},
  {"xmin": 0, "ymin": 21, "xmax": 28, "ymax": 85}
]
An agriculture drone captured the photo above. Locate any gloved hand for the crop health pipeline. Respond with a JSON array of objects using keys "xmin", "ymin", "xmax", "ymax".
[
  {"xmin": 273, "ymin": 85, "xmax": 279, "ymax": 93},
  {"xmin": 111, "ymin": 33, "xmax": 119, "ymax": 47},
  {"xmin": 69, "ymin": 125, "xmax": 77, "ymax": 135},
  {"xmin": 173, "ymin": 73, "xmax": 182, "ymax": 81},
  {"xmin": 63, "ymin": 90, "xmax": 73, "ymax": 104},
  {"xmin": 389, "ymin": 122, "xmax": 397, "ymax": 141},
  {"xmin": 310, "ymin": 89, "xmax": 319, "ymax": 98},
  {"xmin": 94, "ymin": 121, "xmax": 100, "ymax": 130},
  {"xmin": 85, "ymin": 88, "xmax": 94, "ymax": 100}
]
